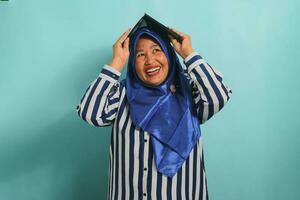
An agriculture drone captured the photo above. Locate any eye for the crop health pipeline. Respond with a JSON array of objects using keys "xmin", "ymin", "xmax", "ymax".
[
  {"xmin": 153, "ymin": 48, "xmax": 161, "ymax": 53},
  {"xmin": 136, "ymin": 52, "xmax": 145, "ymax": 58}
]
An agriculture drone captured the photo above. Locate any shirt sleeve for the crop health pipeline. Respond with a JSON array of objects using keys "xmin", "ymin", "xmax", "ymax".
[
  {"xmin": 183, "ymin": 52, "xmax": 233, "ymax": 124},
  {"xmin": 75, "ymin": 65, "xmax": 122, "ymax": 127}
]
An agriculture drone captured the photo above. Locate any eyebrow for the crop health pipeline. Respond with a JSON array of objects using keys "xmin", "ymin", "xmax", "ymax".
[{"xmin": 136, "ymin": 44, "xmax": 161, "ymax": 53}]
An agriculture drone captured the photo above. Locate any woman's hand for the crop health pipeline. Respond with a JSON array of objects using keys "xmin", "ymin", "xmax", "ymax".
[
  {"xmin": 108, "ymin": 28, "xmax": 131, "ymax": 72},
  {"xmin": 169, "ymin": 28, "xmax": 195, "ymax": 59}
]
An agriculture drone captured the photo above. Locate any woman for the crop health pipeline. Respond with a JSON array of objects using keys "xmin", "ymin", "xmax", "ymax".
[{"xmin": 76, "ymin": 27, "xmax": 232, "ymax": 200}]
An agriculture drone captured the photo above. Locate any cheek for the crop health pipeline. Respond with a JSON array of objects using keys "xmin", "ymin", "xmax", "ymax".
[
  {"xmin": 162, "ymin": 66, "xmax": 169, "ymax": 79},
  {"xmin": 135, "ymin": 61, "xmax": 145, "ymax": 77},
  {"xmin": 160, "ymin": 57, "xmax": 169, "ymax": 76},
  {"xmin": 157, "ymin": 54, "xmax": 168, "ymax": 66}
]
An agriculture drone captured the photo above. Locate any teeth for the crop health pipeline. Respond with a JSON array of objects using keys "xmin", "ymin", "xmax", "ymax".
[{"xmin": 146, "ymin": 67, "xmax": 160, "ymax": 73}]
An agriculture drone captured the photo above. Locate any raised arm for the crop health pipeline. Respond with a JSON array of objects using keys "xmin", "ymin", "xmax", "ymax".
[
  {"xmin": 76, "ymin": 28, "xmax": 131, "ymax": 127},
  {"xmin": 169, "ymin": 28, "xmax": 232, "ymax": 124},
  {"xmin": 76, "ymin": 65, "xmax": 122, "ymax": 126},
  {"xmin": 184, "ymin": 52, "xmax": 232, "ymax": 124}
]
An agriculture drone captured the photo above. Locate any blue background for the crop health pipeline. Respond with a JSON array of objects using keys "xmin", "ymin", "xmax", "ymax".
[{"xmin": 0, "ymin": 0, "xmax": 299, "ymax": 199}]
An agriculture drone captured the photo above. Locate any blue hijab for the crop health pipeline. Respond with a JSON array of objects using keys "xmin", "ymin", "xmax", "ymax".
[{"xmin": 125, "ymin": 27, "xmax": 201, "ymax": 177}]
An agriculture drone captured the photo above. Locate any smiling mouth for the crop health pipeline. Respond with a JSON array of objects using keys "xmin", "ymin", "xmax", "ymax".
[{"xmin": 145, "ymin": 66, "xmax": 161, "ymax": 76}]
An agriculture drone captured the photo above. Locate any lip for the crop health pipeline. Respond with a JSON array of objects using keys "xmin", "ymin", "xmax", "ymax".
[
  {"xmin": 144, "ymin": 65, "xmax": 161, "ymax": 71},
  {"xmin": 145, "ymin": 65, "xmax": 161, "ymax": 76}
]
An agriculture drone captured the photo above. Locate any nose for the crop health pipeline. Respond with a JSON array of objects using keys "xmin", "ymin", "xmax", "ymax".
[{"xmin": 145, "ymin": 52, "xmax": 154, "ymax": 65}]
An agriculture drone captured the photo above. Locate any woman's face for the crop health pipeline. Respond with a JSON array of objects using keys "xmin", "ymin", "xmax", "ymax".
[{"xmin": 135, "ymin": 37, "xmax": 169, "ymax": 86}]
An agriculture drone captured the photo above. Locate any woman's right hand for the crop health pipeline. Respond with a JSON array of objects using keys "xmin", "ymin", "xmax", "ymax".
[{"xmin": 108, "ymin": 28, "xmax": 131, "ymax": 72}]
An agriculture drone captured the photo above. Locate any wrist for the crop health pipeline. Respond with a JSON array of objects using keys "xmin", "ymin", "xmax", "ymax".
[
  {"xmin": 182, "ymin": 48, "xmax": 195, "ymax": 59},
  {"xmin": 184, "ymin": 51, "xmax": 199, "ymax": 63},
  {"xmin": 108, "ymin": 58, "xmax": 124, "ymax": 72}
]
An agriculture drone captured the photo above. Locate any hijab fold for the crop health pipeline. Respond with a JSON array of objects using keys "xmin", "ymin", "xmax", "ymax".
[{"xmin": 125, "ymin": 28, "xmax": 201, "ymax": 177}]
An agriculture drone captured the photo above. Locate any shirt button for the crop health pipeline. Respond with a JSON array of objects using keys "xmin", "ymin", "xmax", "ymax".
[
  {"xmin": 143, "ymin": 193, "xmax": 147, "ymax": 196},
  {"xmin": 144, "ymin": 167, "xmax": 147, "ymax": 171},
  {"xmin": 144, "ymin": 139, "xmax": 147, "ymax": 142}
]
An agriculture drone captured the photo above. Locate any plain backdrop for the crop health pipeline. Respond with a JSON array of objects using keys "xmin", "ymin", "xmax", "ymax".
[{"xmin": 0, "ymin": 0, "xmax": 299, "ymax": 199}]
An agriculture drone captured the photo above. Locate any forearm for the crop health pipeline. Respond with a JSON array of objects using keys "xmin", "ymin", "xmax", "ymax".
[{"xmin": 76, "ymin": 65, "xmax": 121, "ymax": 126}]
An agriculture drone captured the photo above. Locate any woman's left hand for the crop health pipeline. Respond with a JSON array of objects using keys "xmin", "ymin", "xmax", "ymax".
[{"xmin": 169, "ymin": 28, "xmax": 195, "ymax": 59}]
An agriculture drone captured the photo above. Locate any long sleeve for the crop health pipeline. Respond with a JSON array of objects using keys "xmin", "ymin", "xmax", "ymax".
[
  {"xmin": 76, "ymin": 65, "xmax": 122, "ymax": 127},
  {"xmin": 184, "ymin": 52, "xmax": 232, "ymax": 124}
]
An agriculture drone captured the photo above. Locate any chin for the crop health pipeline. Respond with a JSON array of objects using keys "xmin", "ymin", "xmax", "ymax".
[{"xmin": 145, "ymin": 79, "xmax": 164, "ymax": 86}]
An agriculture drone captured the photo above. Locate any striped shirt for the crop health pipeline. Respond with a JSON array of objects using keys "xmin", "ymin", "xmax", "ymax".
[{"xmin": 76, "ymin": 52, "xmax": 232, "ymax": 200}]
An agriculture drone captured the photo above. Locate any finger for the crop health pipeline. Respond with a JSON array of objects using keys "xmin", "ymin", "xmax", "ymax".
[
  {"xmin": 169, "ymin": 35, "xmax": 179, "ymax": 45},
  {"xmin": 169, "ymin": 27, "xmax": 185, "ymax": 37},
  {"xmin": 114, "ymin": 29, "xmax": 130, "ymax": 47},
  {"xmin": 117, "ymin": 28, "xmax": 131, "ymax": 44},
  {"xmin": 169, "ymin": 37, "xmax": 181, "ymax": 51},
  {"xmin": 123, "ymin": 37, "xmax": 130, "ymax": 50},
  {"xmin": 171, "ymin": 28, "xmax": 190, "ymax": 42}
]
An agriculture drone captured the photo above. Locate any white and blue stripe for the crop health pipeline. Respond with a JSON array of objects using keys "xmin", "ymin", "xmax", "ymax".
[{"xmin": 76, "ymin": 52, "xmax": 232, "ymax": 200}]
